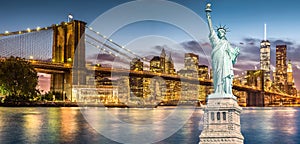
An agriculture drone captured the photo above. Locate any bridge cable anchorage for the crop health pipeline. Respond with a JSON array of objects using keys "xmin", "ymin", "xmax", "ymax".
[
  {"xmin": 85, "ymin": 26, "xmax": 150, "ymax": 62},
  {"xmin": 85, "ymin": 34, "xmax": 133, "ymax": 61}
]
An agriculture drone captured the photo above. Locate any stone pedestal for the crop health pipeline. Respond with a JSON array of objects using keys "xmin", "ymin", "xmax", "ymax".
[{"xmin": 199, "ymin": 94, "xmax": 244, "ymax": 144}]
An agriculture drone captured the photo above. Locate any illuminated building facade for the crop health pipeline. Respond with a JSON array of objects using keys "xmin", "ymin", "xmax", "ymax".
[
  {"xmin": 287, "ymin": 60, "xmax": 297, "ymax": 96},
  {"xmin": 150, "ymin": 48, "xmax": 175, "ymax": 74},
  {"xmin": 260, "ymin": 40, "xmax": 271, "ymax": 83},
  {"xmin": 274, "ymin": 45, "xmax": 287, "ymax": 92},
  {"xmin": 130, "ymin": 58, "xmax": 143, "ymax": 71},
  {"xmin": 198, "ymin": 65, "xmax": 209, "ymax": 79},
  {"xmin": 260, "ymin": 24, "xmax": 271, "ymax": 85},
  {"xmin": 149, "ymin": 48, "xmax": 178, "ymax": 102},
  {"xmin": 129, "ymin": 58, "xmax": 144, "ymax": 98},
  {"xmin": 184, "ymin": 53, "xmax": 199, "ymax": 70}
]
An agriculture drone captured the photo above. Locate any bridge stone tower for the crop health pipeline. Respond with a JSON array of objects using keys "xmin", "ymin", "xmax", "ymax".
[{"xmin": 51, "ymin": 20, "xmax": 86, "ymax": 101}]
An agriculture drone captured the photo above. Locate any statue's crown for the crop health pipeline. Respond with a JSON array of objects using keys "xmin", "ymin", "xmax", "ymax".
[{"xmin": 216, "ymin": 25, "xmax": 229, "ymax": 32}]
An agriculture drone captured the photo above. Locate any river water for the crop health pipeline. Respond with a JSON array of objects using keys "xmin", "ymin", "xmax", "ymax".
[{"xmin": 0, "ymin": 107, "xmax": 299, "ymax": 144}]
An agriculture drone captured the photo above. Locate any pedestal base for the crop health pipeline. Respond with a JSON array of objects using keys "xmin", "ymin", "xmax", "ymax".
[{"xmin": 199, "ymin": 95, "xmax": 244, "ymax": 144}]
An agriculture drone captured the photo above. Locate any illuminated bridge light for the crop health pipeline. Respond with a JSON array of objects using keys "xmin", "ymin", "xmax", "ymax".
[
  {"xmin": 89, "ymin": 27, "xmax": 93, "ymax": 30},
  {"xmin": 96, "ymin": 32, "xmax": 100, "ymax": 34},
  {"xmin": 4, "ymin": 31, "xmax": 9, "ymax": 34},
  {"xmin": 36, "ymin": 26, "xmax": 41, "ymax": 31},
  {"xmin": 18, "ymin": 31, "xmax": 22, "ymax": 34},
  {"xmin": 27, "ymin": 28, "xmax": 31, "ymax": 32}
]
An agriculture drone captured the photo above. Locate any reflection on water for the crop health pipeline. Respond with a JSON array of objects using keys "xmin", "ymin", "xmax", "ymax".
[
  {"xmin": 23, "ymin": 110, "xmax": 42, "ymax": 143},
  {"xmin": 241, "ymin": 107, "xmax": 300, "ymax": 144},
  {"xmin": 0, "ymin": 107, "xmax": 299, "ymax": 144},
  {"xmin": 81, "ymin": 107, "xmax": 196, "ymax": 144}
]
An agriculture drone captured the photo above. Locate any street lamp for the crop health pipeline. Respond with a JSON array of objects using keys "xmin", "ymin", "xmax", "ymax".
[{"xmin": 68, "ymin": 14, "xmax": 73, "ymax": 22}]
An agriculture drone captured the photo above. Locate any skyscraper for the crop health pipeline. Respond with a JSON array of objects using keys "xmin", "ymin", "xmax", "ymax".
[
  {"xmin": 287, "ymin": 60, "xmax": 294, "ymax": 84},
  {"xmin": 287, "ymin": 60, "xmax": 298, "ymax": 95},
  {"xmin": 129, "ymin": 58, "xmax": 144, "ymax": 98},
  {"xmin": 160, "ymin": 48, "xmax": 166, "ymax": 73},
  {"xmin": 130, "ymin": 58, "xmax": 143, "ymax": 71},
  {"xmin": 149, "ymin": 48, "xmax": 175, "ymax": 74},
  {"xmin": 275, "ymin": 45, "xmax": 287, "ymax": 92},
  {"xmin": 166, "ymin": 53, "xmax": 176, "ymax": 74},
  {"xmin": 260, "ymin": 24, "xmax": 271, "ymax": 83},
  {"xmin": 184, "ymin": 53, "xmax": 199, "ymax": 70}
]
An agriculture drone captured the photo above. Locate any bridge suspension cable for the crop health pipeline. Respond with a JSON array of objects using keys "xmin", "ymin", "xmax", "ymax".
[
  {"xmin": 85, "ymin": 34, "xmax": 133, "ymax": 61},
  {"xmin": 85, "ymin": 26, "xmax": 149, "ymax": 62},
  {"xmin": 0, "ymin": 29, "xmax": 53, "ymax": 61}
]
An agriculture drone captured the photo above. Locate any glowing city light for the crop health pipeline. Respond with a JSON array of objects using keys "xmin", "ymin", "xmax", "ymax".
[{"xmin": 68, "ymin": 14, "xmax": 73, "ymax": 19}]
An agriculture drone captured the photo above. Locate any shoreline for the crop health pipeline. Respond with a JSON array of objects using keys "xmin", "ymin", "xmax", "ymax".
[{"xmin": 1, "ymin": 102, "xmax": 299, "ymax": 108}]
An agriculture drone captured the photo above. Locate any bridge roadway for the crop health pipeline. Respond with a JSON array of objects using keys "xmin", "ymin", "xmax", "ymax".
[{"xmin": 30, "ymin": 61, "xmax": 298, "ymax": 100}]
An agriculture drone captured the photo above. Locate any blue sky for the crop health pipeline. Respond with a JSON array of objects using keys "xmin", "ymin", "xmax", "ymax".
[
  {"xmin": 1, "ymin": 0, "xmax": 300, "ymax": 41},
  {"xmin": 1, "ymin": 0, "xmax": 300, "ymax": 88}
]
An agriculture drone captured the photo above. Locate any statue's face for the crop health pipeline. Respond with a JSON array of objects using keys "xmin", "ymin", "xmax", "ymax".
[{"xmin": 217, "ymin": 29, "xmax": 226, "ymax": 39}]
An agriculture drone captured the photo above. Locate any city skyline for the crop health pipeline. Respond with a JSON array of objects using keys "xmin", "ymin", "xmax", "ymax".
[{"xmin": 0, "ymin": 0, "xmax": 300, "ymax": 89}]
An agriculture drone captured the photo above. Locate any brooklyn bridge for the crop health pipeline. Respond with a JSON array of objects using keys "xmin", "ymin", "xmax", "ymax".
[{"xmin": 0, "ymin": 20, "xmax": 299, "ymax": 107}]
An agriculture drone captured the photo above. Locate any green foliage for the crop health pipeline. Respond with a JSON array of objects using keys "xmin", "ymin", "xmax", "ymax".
[{"xmin": 0, "ymin": 56, "xmax": 39, "ymax": 101}]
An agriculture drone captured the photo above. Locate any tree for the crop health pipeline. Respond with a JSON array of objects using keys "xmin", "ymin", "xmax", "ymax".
[{"xmin": 0, "ymin": 56, "xmax": 39, "ymax": 101}]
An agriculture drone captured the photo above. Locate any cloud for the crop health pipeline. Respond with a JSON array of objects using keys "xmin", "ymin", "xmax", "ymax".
[
  {"xmin": 271, "ymin": 39, "xmax": 294, "ymax": 46},
  {"xmin": 180, "ymin": 40, "xmax": 211, "ymax": 65}
]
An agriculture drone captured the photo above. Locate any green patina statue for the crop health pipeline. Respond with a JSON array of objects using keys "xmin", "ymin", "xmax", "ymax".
[{"xmin": 205, "ymin": 3, "xmax": 240, "ymax": 97}]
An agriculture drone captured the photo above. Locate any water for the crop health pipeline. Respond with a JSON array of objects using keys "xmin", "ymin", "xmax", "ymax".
[{"xmin": 0, "ymin": 107, "xmax": 299, "ymax": 144}]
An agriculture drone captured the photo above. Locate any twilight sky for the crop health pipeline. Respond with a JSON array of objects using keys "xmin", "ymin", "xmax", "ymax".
[{"xmin": 1, "ymin": 0, "xmax": 300, "ymax": 89}]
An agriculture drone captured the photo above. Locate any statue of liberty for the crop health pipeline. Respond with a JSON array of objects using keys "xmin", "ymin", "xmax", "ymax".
[{"xmin": 205, "ymin": 3, "xmax": 240, "ymax": 97}]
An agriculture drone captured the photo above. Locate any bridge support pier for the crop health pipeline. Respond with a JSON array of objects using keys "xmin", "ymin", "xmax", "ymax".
[
  {"xmin": 50, "ymin": 72, "xmax": 72, "ymax": 101},
  {"xmin": 51, "ymin": 73, "xmax": 64, "ymax": 94},
  {"xmin": 247, "ymin": 92, "xmax": 264, "ymax": 107}
]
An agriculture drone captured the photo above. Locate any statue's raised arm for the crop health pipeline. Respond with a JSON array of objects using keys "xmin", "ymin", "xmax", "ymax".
[{"xmin": 205, "ymin": 3, "xmax": 214, "ymax": 34}]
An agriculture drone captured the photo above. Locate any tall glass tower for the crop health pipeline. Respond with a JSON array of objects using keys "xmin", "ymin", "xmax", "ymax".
[{"xmin": 260, "ymin": 24, "xmax": 271, "ymax": 82}]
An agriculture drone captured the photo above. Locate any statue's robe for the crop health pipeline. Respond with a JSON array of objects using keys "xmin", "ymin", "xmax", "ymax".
[{"xmin": 209, "ymin": 30, "xmax": 239, "ymax": 94}]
